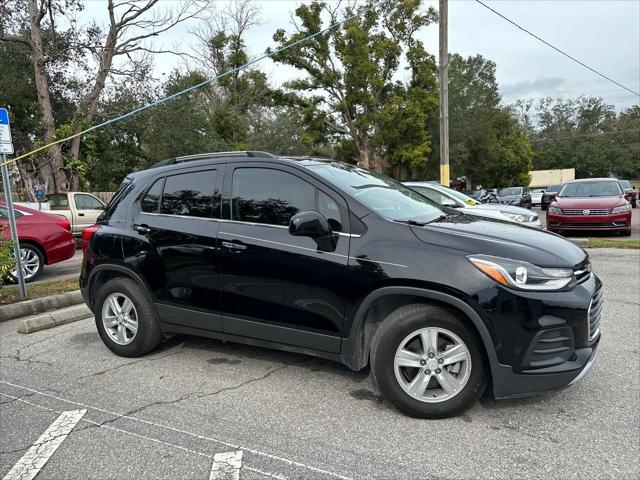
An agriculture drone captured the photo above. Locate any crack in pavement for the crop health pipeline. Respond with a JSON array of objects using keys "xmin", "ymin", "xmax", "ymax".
[{"xmin": 66, "ymin": 343, "xmax": 187, "ymax": 383}]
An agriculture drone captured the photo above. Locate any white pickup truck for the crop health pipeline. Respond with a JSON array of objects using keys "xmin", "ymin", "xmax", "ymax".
[{"xmin": 46, "ymin": 192, "xmax": 106, "ymax": 237}]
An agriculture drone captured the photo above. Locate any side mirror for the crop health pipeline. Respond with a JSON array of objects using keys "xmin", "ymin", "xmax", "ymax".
[{"xmin": 289, "ymin": 211, "xmax": 337, "ymax": 252}]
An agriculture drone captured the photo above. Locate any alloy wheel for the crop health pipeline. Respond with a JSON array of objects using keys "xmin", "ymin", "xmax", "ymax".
[
  {"xmin": 11, "ymin": 247, "xmax": 41, "ymax": 281},
  {"xmin": 101, "ymin": 293, "xmax": 138, "ymax": 345},
  {"xmin": 394, "ymin": 327, "xmax": 472, "ymax": 403}
]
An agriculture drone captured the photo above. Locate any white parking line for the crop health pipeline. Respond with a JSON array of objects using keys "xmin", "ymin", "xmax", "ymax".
[
  {"xmin": 1, "ymin": 380, "xmax": 351, "ymax": 480},
  {"xmin": 2, "ymin": 409, "xmax": 86, "ymax": 480},
  {"xmin": 1, "ymin": 393, "xmax": 285, "ymax": 480},
  {"xmin": 210, "ymin": 451, "xmax": 243, "ymax": 480}
]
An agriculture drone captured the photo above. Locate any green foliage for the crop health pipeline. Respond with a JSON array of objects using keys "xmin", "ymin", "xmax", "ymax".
[
  {"xmin": 445, "ymin": 54, "xmax": 532, "ymax": 186},
  {"xmin": 270, "ymin": 0, "xmax": 439, "ymax": 172},
  {"xmin": 529, "ymin": 99, "xmax": 639, "ymax": 179},
  {"xmin": 0, "ymin": 229, "xmax": 15, "ymax": 286}
]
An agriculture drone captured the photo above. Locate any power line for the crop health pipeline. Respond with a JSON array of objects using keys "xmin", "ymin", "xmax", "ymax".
[
  {"xmin": 529, "ymin": 128, "xmax": 640, "ymax": 143},
  {"xmin": 1, "ymin": 0, "xmax": 393, "ymax": 168},
  {"xmin": 474, "ymin": 0, "xmax": 640, "ymax": 98}
]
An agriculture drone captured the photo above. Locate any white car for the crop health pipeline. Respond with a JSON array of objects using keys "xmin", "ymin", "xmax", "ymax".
[
  {"xmin": 530, "ymin": 188, "xmax": 545, "ymax": 206},
  {"xmin": 404, "ymin": 182, "xmax": 542, "ymax": 228}
]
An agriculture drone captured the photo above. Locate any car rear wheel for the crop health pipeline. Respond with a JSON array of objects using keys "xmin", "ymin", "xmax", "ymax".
[
  {"xmin": 371, "ymin": 304, "xmax": 487, "ymax": 418},
  {"xmin": 95, "ymin": 277, "xmax": 163, "ymax": 357},
  {"xmin": 9, "ymin": 244, "xmax": 44, "ymax": 283}
]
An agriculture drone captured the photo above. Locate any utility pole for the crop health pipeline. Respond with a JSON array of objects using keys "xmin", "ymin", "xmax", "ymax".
[
  {"xmin": 1, "ymin": 156, "xmax": 27, "ymax": 298},
  {"xmin": 439, "ymin": 0, "xmax": 450, "ymax": 187}
]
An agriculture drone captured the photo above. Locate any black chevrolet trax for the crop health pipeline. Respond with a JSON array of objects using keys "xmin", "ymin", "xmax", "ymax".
[{"xmin": 80, "ymin": 154, "xmax": 601, "ymax": 418}]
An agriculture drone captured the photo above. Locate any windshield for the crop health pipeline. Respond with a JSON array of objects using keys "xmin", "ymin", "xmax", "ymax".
[
  {"xmin": 439, "ymin": 186, "xmax": 478, "ymax": 205},
  {"xmin": 619, "ymin": 180, "xmax": 631, "ymax": 189},
  {"xmin": 558, "ymin": 181, "xmax": 623, "ymax": 197},
  {"xmin": 498, "ymin": 187, "xmax": 523, "ymax": 196},
  {"xmin": 311, "ymin": 163, "xmax": 443, "ymax": 222}
]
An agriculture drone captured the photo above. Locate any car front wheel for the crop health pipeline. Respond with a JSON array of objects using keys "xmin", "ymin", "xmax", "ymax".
[{"xmin": 371, "ymin": 304, "xmax": 487, "ymax": 418}]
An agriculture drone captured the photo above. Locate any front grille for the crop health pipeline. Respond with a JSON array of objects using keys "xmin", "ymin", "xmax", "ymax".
[
  {"xmin": 588, "ymin": 287, "xmax": 603, "ymax": 341},
  {"xmin": 562, "ymin": 208, "xmax": 612, "ymax": 216},
  {"xmin": 522, "ymin": 327, "xmax": 574, "ymax": 369},
  {"xmin": 551, "ymin": 222, "xmax": 618, "ymax": 228}
]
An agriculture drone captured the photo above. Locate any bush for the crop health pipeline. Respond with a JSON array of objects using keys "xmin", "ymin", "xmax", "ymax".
[{"xmin": 0, "ymin": 226, "xmax": 16, "ymax": 286}]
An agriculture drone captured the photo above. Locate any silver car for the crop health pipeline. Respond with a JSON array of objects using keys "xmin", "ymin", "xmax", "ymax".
[{"xmin": 404, "ymin": 182, "xmax": 542, "ymax": 228}]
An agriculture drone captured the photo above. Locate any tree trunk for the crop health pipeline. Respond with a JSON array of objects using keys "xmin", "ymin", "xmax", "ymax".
[{"xmin": 28, "ymin": 0, "xmax": 69, "ymax": 192}]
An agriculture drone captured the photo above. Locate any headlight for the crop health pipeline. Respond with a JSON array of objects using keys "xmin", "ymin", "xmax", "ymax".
[
  {"xmin": 468, "ymin": 255, "xmax": 574, "ymax": 291},
  {"xmin": 548, "ymin": 206, "xmax": 563, "ymax": 214},
  {"xmin": 612, "ymin": 203, "xmax": 631, "ymax": 214},
  {"xmin": 501, "ymin": 212, "xmax": 525, "ymax": 222}
]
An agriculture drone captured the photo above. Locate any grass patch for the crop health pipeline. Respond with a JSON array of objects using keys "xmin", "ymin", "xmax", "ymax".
[
  {"xmin": 587, "ymin": 238, "xmax": 640, "ymax": 249},
  {"xmin": 0, "ymin": 277, "xmax": 79, "ymax": 304}
]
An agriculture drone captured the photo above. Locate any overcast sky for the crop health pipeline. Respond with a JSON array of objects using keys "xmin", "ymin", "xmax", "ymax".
[{"xmin": 83, "ymin": 0, "xmax": 640, "ymax": 110}]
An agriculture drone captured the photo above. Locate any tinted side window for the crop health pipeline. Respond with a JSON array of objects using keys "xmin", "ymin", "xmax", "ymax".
[
  {"xmin": 160, "ymin": 170, "xmax": 217, "ymax": 218},
  {"xmin": 47, "ymin": 194, "xmax": 69, "ymax": 210},
  {"xmin": 141, "ymin": 179, "xmax": 163, "ymax": 213},
  {"xmin": 232, "ymin": 168, "xmax": 342, "ymax": 230}
]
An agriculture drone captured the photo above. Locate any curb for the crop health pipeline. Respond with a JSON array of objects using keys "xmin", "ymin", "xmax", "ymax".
[
  {"xmin": 17, "ymin": 304, "xmax": 92, "ymax": 334},
  {"xmin": 569, "ymin": 238, "xmax": 589, "ymax": 247},
  {"xmin": 0, "ymin": 290, "xmax": 84, "ymax": 323}
]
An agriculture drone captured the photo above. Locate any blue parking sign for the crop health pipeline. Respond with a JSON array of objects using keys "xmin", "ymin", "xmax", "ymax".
[{"xmin": 0, "ymin": 108, "xmax": 9, "ymax": 125}]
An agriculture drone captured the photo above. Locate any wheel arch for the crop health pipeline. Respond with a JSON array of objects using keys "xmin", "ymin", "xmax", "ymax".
[
  {"xmin": 342, "ymin": 287, "xmax": 498, "ymax": 371},
  {"xmin": 86, "ymin": 264, "xmax": 152, "ymax": 311}
]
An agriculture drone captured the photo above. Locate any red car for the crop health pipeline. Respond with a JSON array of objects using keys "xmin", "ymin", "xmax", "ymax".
[
  {"xmin": 547, "ymin": 178, "xmax": 632, "ymax": 236},
  {"xmin": 1, "ymin": 202, "xmax": 76, "ymax": 282}
]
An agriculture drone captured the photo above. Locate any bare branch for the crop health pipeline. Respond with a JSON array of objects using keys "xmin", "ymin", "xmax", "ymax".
[{"xmin": 0, "ymin": 33, "xmax": 33, "ymax": 48}]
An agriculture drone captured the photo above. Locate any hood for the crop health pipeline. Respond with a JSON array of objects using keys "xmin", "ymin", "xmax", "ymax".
[
  {"xmin": 410, "ymin": 214, "xmax": 586, "ymax": 268},
  {"xmin": 554, "ymin": 195, "xmax": 625, "ymax": 209},
  {"xmin": 473, "ymin": 204, "xmax": 538, "ymax": 218}
]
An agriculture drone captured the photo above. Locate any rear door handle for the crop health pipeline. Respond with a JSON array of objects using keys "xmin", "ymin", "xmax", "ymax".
[
  {"xmin": 222, "ymin": 241, "xmax": 247, "ymax": 251},
  {"xmin": 134, "ymin": 224, "xmax": 150, "ymax": 234},
  {"xmin": 78, "ymin": 213, "xmax": 85, "ymax": 216}
]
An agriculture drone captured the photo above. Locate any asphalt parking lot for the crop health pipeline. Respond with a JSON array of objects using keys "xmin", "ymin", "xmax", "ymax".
[{"xmin": 1, "ymin": 248, "xmax": 638, "ymax": 479}]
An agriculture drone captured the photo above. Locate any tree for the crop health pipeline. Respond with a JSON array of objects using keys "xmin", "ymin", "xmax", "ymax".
[
  {"xmin": 528, "ymin": 97, "xmax": 638, "ymax": 179},
  {"xmin": 446, "ymin": 54, "xmax": 532, "ymax": 186},
  {"xmin": 269, "ymin": 0, "xmax": 439, "ymax": 173},
  {"xmin": 1, "ymin": 0, "xmax": 205, "ymax": 195}
]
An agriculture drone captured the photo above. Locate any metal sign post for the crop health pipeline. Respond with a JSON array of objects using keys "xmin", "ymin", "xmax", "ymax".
[{"xmin": 0, "ymin": 108, "xmax": 27, "ymax": 298}]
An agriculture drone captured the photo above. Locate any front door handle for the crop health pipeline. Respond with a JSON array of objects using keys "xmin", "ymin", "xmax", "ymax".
[
  {"xmin": 222, "ymin": 241, "xmax": 247, "ymax": 251},
  {"xmin": 134, "ymin": 224, "xmax": 150, "ymax": 235},
  {"xmin": 78, "ymin": 213, "xmax": 85, "ymax": 216}
]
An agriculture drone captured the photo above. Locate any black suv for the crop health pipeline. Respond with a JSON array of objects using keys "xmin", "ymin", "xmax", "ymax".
[{"xmin": 81, "ymin": 154, "xmax": 601, "ymax": 418}]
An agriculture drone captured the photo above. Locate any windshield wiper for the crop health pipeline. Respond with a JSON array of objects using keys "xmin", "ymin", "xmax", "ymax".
[{"xmin": 393, "ymin": 219, "xmax": 428, "ymax": 226}]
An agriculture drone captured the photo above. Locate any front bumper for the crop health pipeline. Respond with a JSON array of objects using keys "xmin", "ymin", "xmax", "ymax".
[
  {"xmin": 479, "ymin": 272, "xmax": 602, "ymax": 398},
  {"xmin": 547, "ymin": 212, "xmax": 631, "ymax": 231}
]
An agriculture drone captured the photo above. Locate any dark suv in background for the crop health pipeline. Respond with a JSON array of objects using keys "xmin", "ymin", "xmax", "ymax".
[
  {"xmin": 81, "ymin": 152, "xmax": 601, "ymax": 418},
  {"xmin": 496, "ymin": 187, "xmax": 532, "ymax": 208}
]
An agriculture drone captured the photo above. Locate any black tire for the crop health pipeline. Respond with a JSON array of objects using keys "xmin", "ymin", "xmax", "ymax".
[
  {"xmin": 94, "ymin": 277, "xmax": 163, "ymax": 357},
  {"xmin": 370, "ymin": 304, "xmax": 487, "ymax": 419},
  {"xmin": 9, "ymin": 244, "xmax": 44, "ymax": 283},
  {"xmin": 621, "ymin": 228, "xmax": 632, "ymax": 237}
]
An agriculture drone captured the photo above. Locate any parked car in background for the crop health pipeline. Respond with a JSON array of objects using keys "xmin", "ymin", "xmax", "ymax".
[
  {"xmin": 547, "ymin": 179, "xmax": 632, "ymax": 236},
  {"xmin": 467, "ymin": 188, "xmax": 488, "ymax": 201},
  {"xmin": 81, "ymin": 153, "xmax": 600, "ymax": 419},
  {"xmin": 0, "ymin": 202, "xmax": 75, "ymax": 282},
  {"xmin": 46, "ymin": 192, "xmax": 106, "ymax": 237},
  {"xmin": 541, "ymin": 184, "xmax": 562, "ymax": 211},
  {"xmin": 405, "ymin": 182, "xmax": 541, "ymax": 228},
  {"xmin": 530, "ymin": 188, "xmax": 545, "ymax": 206},
  {"xmin": 619, "ymin": 180, "xmax": 638, "ymax": 208},
  {"xmin": 496, "ymin": 187, "xmax": 532, "ymax": 208}
]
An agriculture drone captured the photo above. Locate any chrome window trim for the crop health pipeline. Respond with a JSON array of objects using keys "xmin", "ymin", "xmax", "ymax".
[{"xmin": 139, "ymin": 212, "xmax": 220, "ymax": 222}]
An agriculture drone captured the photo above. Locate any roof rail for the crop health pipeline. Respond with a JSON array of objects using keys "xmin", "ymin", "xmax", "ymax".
[{"xmin": 149, "ymin": 151, "xmax": 276, "ymax": 169}]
